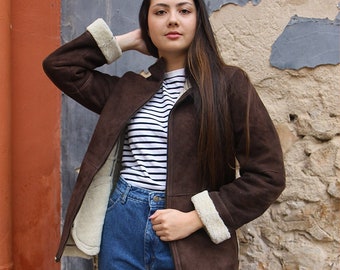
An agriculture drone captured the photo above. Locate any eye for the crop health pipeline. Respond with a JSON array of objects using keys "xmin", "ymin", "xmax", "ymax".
[
  {"xmin": 179, "ymin": 9, "xmax": 191, "ymax": 15},
  {"xmin": 155, "ymin": 9, "xmax": 167, "ymax": 16}
]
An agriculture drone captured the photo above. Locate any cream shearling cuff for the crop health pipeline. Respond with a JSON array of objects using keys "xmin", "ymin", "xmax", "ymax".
[
  {"xmin": 86, "ymin": 18, "xmax": 122, "ymax": 64},
  {"xmin": 191, "ymin": 190, "xmax": 231, "ymax": 244}
]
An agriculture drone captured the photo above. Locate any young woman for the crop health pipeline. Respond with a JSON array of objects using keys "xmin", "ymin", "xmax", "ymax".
[{"xmin": 43, "ymin": 0, "xmax": 285, "ymax": 269}]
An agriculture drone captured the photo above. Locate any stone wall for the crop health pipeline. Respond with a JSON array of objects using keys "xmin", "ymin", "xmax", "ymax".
[{"xmin": 210, "ymin": 0, "xmax": 340, "ymax": 269}]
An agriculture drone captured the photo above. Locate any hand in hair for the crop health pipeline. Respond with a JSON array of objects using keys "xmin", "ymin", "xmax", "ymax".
[{"xmin": 116, "ymin": 29, "xmax": 150, "ymax": 55}]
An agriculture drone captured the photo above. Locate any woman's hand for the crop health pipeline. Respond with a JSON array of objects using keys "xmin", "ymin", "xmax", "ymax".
[
  {"xmin": 150, "ymin": 209, "xmax": 204, "ymax": 241},
  {"xmin": 116, "ymin": 29, "xmax": 150, "ymax": 55}
]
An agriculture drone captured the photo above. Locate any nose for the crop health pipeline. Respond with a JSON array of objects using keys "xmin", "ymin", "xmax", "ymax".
[{"xmin": 167, "ymin": 11, "xmax": 179, "ymax": 26}]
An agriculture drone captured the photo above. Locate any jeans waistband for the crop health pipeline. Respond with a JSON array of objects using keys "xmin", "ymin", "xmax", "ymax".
[{"xmin": 116, "ymin": 176, "xmax": 166, "ymax": 207}]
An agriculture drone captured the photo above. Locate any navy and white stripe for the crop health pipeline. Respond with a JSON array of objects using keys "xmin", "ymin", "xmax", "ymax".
[{"xmin": 120, "ymin": 68, "xmax": 186, "ymax": 191}]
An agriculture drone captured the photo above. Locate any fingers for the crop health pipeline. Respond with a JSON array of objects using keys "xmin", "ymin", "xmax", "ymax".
[
  {"xmin": 149, "ymin": 210, "xmax": 160, "ymax": 220},
  {"xmin": 149, "ymin": 209, "xmax": 168, "ymax": 222},
  {"xmin": 149, "ymin": 209, "xmax": 204, "ymax": 241},
  {"xmin": 152, "ymin": 225, "xmax": 172, "ymax": 241},
  {"xmin": 149, "ymin": 210, "xmax": 171, "ymax": 240},
  {"xmin": 149, "ymin": 209, "xmax": 181, "ymax": 241},
  {"xmin": 152, "ymin": 224, "xmax": 168, "ymax": 237}
]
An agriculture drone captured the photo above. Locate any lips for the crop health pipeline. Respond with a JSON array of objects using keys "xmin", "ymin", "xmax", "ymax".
[{"xmin": 165, "ymin": 32, "xmax": 182, "ymax": 39}]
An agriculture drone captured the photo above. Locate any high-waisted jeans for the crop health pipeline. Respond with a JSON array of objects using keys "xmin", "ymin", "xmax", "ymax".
[{"xmin": 98, "ymin": 176, "xmax": 175, "ymax": 270}]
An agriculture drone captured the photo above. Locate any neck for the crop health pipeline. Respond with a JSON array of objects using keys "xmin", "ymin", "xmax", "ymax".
[{"xmin": 160, "ymin": 53, "xmax": 187, "ymax": 72}]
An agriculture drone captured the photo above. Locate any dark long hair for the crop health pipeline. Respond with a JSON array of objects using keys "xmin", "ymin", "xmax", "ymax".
[{"xmin": 139, "ymin": 0, "xmax": 240, "ymax": 190}]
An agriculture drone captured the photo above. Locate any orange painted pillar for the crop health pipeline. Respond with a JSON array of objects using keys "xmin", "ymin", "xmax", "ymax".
[
  {"xmin": 0, "ymin": 0, "xmax": 13, "ymax": 269},
  {"xmin": 11, "ymin": 0, "xmax": 61, "ymax": 269}
]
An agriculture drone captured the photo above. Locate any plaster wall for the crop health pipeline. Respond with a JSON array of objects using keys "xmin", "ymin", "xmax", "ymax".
[{"xmin": 210, "ymin": 0, "xmax": 340, "ymax": 268}]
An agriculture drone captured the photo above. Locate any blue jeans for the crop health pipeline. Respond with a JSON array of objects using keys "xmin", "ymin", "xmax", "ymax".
[{"xmin": 99, "ymin": 176, "xmax": 175, "ymax": 270}]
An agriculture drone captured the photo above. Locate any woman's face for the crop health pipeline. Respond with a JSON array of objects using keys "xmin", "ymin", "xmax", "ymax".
[{"xmin": 147, "ymin": 0, "xmax": 197, "ymax": 59}]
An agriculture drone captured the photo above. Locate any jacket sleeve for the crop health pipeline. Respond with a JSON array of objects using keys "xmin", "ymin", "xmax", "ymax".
[
  {"xmin": 192, "ymin": 67, "xmax": 285, "ymax": 244},
  {"xmin": 42, "ymin": 19, "xmax": 122, "ymax": 114}
]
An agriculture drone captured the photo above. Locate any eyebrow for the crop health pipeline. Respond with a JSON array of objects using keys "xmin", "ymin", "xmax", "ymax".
[{"xmin": 151, "ymin": 2, "xmax": 194, "ymax": 8}]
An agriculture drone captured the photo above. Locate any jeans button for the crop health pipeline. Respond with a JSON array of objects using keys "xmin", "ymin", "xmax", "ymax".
[{"xmin": 153, "ymin": 196, "xmax": 160, "ymax": 202}]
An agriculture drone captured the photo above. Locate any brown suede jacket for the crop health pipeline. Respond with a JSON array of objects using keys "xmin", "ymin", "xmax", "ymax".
[{"xmin": 43, "ymin": 19, "xmax": 285, "ymax": 270}]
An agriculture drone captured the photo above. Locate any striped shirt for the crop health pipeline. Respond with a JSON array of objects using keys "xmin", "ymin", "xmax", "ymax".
[{"xmin": 120, "ymin": 68, "xmax": 186, "ymax": 191}]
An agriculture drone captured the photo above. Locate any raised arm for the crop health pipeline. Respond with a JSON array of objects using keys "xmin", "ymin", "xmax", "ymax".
[{"xmin": 43, "ymin": 19, "xmax": 149, "ymax": 114}]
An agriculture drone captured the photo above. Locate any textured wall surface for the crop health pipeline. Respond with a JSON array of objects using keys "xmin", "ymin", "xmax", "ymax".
[
  {"xmin": 205, "ymin": 0, "xmax": 261, "ymax": 13},
  {"xmin": 210, "ymin": 0, "xmax": 340, "ymax": 268},
  {"xmin": 270, "ymin": 14, "xmax": 340, "ymax": 69}
]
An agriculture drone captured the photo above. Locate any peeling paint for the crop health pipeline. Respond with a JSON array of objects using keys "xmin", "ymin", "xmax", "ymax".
[
  {"xmin": 205, "ymin": 0, "xmax": 261, "ymax": 14},
  {"xmin": 270, "ymin": 14, "xmax": 340, "ymax": 70}
]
